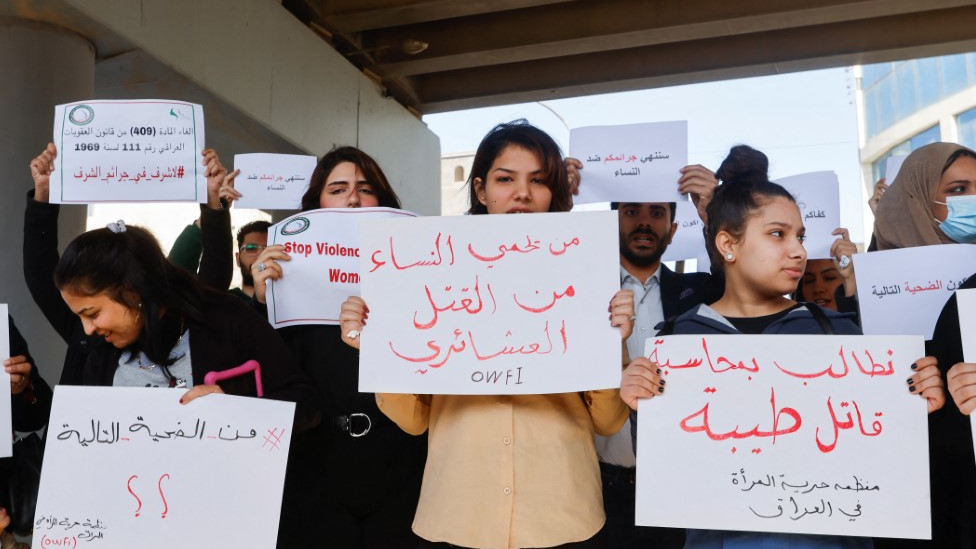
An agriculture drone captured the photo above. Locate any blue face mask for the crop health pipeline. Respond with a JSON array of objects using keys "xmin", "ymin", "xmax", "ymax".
[{"xmin": 937, "ymin": 195, "xmax": 976, "ymax": 243}]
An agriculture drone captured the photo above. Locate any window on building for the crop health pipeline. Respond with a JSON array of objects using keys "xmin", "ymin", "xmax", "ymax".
[
  {"xmin": 863, "ymin": 53, "xmax": 976, "ymax": 138},
  {"xmin": 942, "ymin": 54, "xmax": 969, "ymax": 97},
  {"xmin": 454, "ymin": 166, "xmax": 465, "ymax": 181},
  {"xmin": 959, "ymin": 107, "xmax": 976, "ymax": 150},
  {"xmin": 870, "ymin": 125, "xmax": 941, "ymax": 182}
]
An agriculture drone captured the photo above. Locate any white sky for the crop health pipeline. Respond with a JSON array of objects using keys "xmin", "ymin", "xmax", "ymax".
[{"xmin": 423, "ymin": 67, "xmax": 866, "ymax": 242}]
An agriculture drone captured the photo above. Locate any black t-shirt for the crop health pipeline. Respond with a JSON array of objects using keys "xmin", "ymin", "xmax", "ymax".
[{"xmin": 724, "ymin": 304, "xmax": 802, "ymax": 334}]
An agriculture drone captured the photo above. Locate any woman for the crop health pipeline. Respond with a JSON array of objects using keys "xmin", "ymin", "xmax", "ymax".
[
  {"xmin": 796, "ymin": 228, "xmax": 858, "ymax": 315},
  {"xmin": 896, "ymin": 143, "xmax": 976, "ymax": 548},
  {"xmin": 248, "ymin": 146, "xmax": 427, "ymax": 549},
  {"xmin": 621, "ymin": 152, "xmax": 943, "ymax": 549},
  {"xmin": 871, "ymin": 142, "xmax": 976, "ymax": 549},
  {"xmin": 339, "ymin": 121, "xmax": 634, "ymax": 549},
  {"xmin": 52, "ymin": 221, "xmax": 314, "ymax": 411},
  {"xmin": 873, "ymin": 142, "xmax": 976, "ymax": 250},
  {"xmin": 25, "ymin": 144, "xmax": 234, "ymax": 388}
]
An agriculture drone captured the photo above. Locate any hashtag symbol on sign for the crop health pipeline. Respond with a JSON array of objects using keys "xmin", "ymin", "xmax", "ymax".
[
  {"xmin": 177, "ymin": 166, "xmax": 185, "ymax": 178},
  {"xmin": 262, "ymin": 428, "xmax": 285, "ymax": 452}
]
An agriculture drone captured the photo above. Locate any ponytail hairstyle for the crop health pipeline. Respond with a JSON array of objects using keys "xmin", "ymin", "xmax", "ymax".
[
  {"xmin": 466, "ymin": 119, "xmax": 572, "ymax": 215},
  {"xmin": 55, "ymin": 224, "xmax": 204, "ymax": 366},
  {"xmin": 705, "ymin": 145, "xmax": 797, "ymax": 273}
]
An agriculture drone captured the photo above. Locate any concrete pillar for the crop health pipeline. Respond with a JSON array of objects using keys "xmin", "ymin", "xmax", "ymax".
[{"xmin": 0, "ymin": 18, "xmax": 93, "ymax": 385}]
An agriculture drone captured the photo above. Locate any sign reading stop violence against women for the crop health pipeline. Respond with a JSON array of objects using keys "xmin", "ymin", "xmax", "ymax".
[
  {"xmin": 265, "ymin": 207, "xmax": 416, "ymax": 328},
  {"xmin": 358, "ymin": 211, "xmax": 622, "ymax": 395}
]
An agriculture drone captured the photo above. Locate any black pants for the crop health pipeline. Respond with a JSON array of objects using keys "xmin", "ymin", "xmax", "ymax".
[{"xmin": 599, "ymin": 462, "xmax": 685, "ymax": 549}]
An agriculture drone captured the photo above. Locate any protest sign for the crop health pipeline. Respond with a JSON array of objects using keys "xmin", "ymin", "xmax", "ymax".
[
  {"xmin": 885, "ymin": 154, "xmax": 908, "ymax": 183},
  {"xmin": 359, "ymin": 211, "xmax": 621, "ymax": 394},
  {"xmin": 34, "ymin": 387, "xmax": 294, "ymax": 548},
  {"xmin": 52, "ymin": 100, "xmax": 206, "ymax": 203},
  {"xmin": 265, "ymin": 207, "xmax": 416, "ymax": 328},
  {"xmin": 570, "ymin": 121, "xmax": 688, "ymax": 204},
  {"xmin": 662, "ymin": 201, "xmax": 706, "ymax": 262},
  {"xmin": 956, "ymin": 289, "xmax": 976, "ymax": 457},
  {"xmin": 636, "ymin": 334, "xmax": 929, "ymax": 539},
  {"xmin": 854, "ymin": 244, "xmax": 976, "ymax": 339},
  {"xmin": 0, "ymin": 307, "xmax": 9, "ymax": 457},
  {"xmin": 232, "ymin": 154, "xmax": 317, "ymax": 210},
  {"xmin": 775, "ymin": 171, "xmax": 841, "ymax": 259}
]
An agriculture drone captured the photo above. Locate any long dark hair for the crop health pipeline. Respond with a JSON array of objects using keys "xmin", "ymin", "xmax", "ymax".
[
  {"xmin": 466, "ymin": 120, "xmax": 572, "ymax": 215},
  {"xmin": 300, "ymin": 146, "xmax": 401, "ymax": 211},
  {"xmin": 705, "ymin": 146, "xmax": 797, "ymax": 272},
  {"xmin": 55, "ymin": 225, "xmax": 204, "ymax": 366}
]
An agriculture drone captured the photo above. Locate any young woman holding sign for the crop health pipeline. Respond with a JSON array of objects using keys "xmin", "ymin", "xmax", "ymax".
[
  {"xmin": 247, "ymin": 146, "xmax": 428, "ymax": 549},
  {"xmin": 339, "ymin": 120, "xmax": 634, "ymax": 549},
  {"xmin": 620, "ymin": 149, "xmax": 943, "ymax": 549}
]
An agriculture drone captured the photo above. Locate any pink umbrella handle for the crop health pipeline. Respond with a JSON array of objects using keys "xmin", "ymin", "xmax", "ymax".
[{"xmin": 203, "ymin": 360, "xmax": 264, "ymax": 397}]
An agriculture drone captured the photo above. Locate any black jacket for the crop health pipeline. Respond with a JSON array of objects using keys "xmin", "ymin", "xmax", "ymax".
[
  {"xmin": 916, "ymin": 273, "xmax": 976, "ymax": 549},
  {"xmin": 659, "ymin": 264, "xmax": 717, "ymax": 320},
  {"xmin": 252, "ymin": 301, "xmax": 427, "ymax": 511},
  {"xmin": 23, "ymin": 191, "xmax": 234, "ymax": 387},
  {"xmin": 8, "ymin": 315, "xmax": 52, "ymax": 432}
]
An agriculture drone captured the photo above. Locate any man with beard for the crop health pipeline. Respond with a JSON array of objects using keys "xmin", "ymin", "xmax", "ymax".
[
  {"xmin": 594, "ymin": 165, "xmax": 719, "ymax": 549},
  {"xmin": 231, "ymin": 220, "xmax": 270, "ymax": 300}
]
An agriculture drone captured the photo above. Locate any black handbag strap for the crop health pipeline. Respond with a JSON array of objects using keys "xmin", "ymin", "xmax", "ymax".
[{"xmin": 803, "ymin": 302, "xmax": 836, "ymax": 335}]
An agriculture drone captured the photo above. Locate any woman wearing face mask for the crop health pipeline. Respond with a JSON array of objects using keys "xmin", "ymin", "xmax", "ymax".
[
  {"xmin": 873, "ymin": 143, "xmax": 976, "ymax": 249},
  {"xmin": 910, "ymin": 143, "xmax": 976, "ymax": 549},
  {"xmin": 340, "ymin": 121, "xmax": 634, "ymax": 549},
  {"xmin": 622, "ymin": 152, "xmax": 943, "ymax": 549}
]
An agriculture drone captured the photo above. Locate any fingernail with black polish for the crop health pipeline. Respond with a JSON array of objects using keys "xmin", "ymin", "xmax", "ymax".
[
  {"xmin": 909, "ymin": 386, "xmax": 917, "ymax": 392},
  {"xmin": 657, "ymin": 387, "xmax": 664, "ymax": 393},
  {"xmin": 911, "ymin": 363, "xmax": 919, "ymax": 370},
  {"xmin": 906, "ymin": 378, "xmax": 914, "ymax": 385},
  {"xmin": 655, "ymin": 368, "xmax": 661, "ymax": 374}
]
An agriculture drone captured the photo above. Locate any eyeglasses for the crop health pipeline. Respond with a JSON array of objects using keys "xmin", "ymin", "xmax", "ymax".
[{"xmin": 239, "ymin": 243, "xmax": 267, "ymax": 254}]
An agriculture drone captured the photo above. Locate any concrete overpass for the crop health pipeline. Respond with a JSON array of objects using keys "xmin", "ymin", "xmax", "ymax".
[{"xmin": 3, "ymin": 0, "xmax": 976, "ymax": 382}]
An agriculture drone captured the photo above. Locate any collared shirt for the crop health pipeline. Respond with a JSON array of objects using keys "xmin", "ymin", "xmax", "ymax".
[
  {"xmin": 593, "ymin": 265, "xmax": 664, "ymax": 467},
  {"xmin": 376, "ymin": 391, "xmax": 629, "ymax": 549}
]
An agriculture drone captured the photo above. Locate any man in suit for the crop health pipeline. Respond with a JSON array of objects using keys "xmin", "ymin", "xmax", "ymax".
[{"xmin": 596, "ymin": 191, "xmax": 716, "ymax": 548}]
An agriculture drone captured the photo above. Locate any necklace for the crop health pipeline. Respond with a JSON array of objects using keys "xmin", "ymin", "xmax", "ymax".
[
  {"xmin": 132, "ymin": 318, "xmax": 187, "ymax": 372},
  {"xmin": 137, "ymin": 357, "xmax": 158, "ymax": 371}
]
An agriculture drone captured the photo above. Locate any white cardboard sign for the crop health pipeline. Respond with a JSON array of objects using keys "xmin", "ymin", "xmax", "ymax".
[
  {"xmin": 570, "ymin": 121, "xmax": 688, "ymax": 204},
  {"xmin": 34, "ymin": 387, "xmax": 294, "ymax": 549},
  {"xmin": 662, "ymin": 201, "xmax": 707, "ymax": 262},
  {"xmin": 52, "ymin": 100, "xmax": 206, "ymax": 203},
  {"xmin": 636, "ymin": 334, "xmax": 929, "ymax": 539},
  {"xmin": 774, "ymin": 171, "xmax": 842, "ymax": 259},
  {"xmin": 233, "ymin": 153, "xmax": 317, "ymax": 210},
  {"xmin": 0, "ymin": 306, "xmax": 10, "ymax": 457},
  {"xmin": 955, "ymin": 288, "xmax": 976, "ymax": 459},
  {"xmin": 885, "ymin": 155, "xmax": 908, "ymax": 184},
  {"xmin": 266, "ymin": 207, "xmax": 416, "ymax": 328},
  {"xmin": 854, "ymin": 244, "xmax": 976, "ymax": 339},
  {"xmin": 359, "ymin": 211, "xmax": 621, "ymax": 395}
]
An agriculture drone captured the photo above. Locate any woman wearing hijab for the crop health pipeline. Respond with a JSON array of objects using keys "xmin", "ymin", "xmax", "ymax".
[
  {"xmin": 873, "ymin": 142, "xmax": 976, "ymax": 549},
  {"xmin": 873, "ymin": 142, "xmax": 976, "ymax": 250}
]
